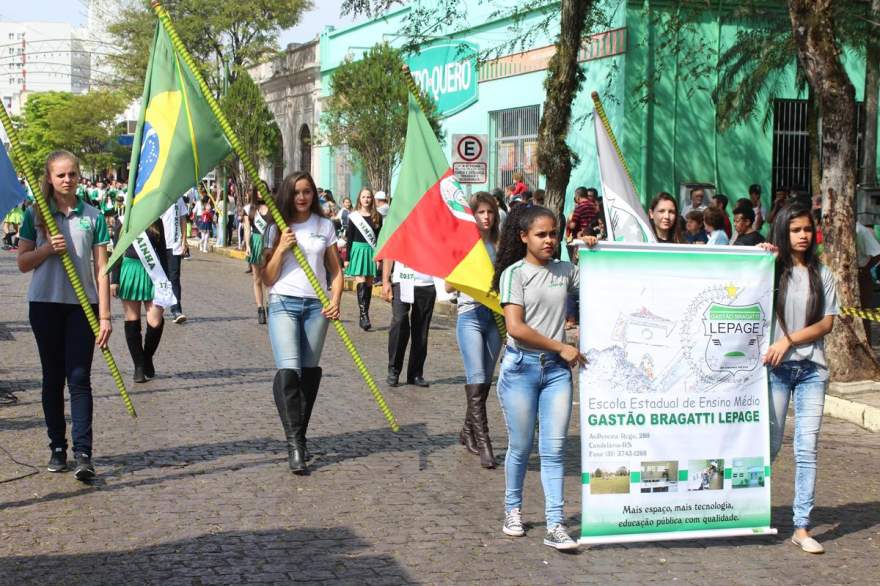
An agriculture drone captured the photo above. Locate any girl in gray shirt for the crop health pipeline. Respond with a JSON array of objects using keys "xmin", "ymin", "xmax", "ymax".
[{"xmin": 761, "ymin": 202, "xmax": 837, "ymax": 554}]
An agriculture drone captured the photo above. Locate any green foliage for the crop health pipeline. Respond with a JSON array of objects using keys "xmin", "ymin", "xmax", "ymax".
[
  {"xmin": 321, "ymin": 42, "xmax": 442, "ymax": 192},
  {"xmin": 18, "ymin": 91, "xmax": 129, "ymax": 176},
  {"xmin": 106, "ymin": 0, "xmax": 311, "ymax": 98},
  {"xmin": 220, "ymin": 70, "xmax": 282, "ymax": 189}
]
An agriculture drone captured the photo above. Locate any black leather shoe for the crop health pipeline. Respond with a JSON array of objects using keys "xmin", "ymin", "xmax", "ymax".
[
  {"xmin": 407, "ymin": 377, "xmax": 430, "ymax": 388},
  {"xmin": 386, "ymin": 369, "xmax": 400, "ymax": 387}
]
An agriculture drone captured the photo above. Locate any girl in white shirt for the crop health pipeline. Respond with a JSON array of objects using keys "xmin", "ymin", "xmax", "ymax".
[{"xmin": 261, "ymin": 171, "xmax": 343, "ymax": 475}]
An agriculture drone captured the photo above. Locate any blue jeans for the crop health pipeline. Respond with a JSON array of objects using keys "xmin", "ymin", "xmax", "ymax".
[
  {"xmin": 455, "ymin": 305, "xmax": 501, "ymax": 384},
  {"xmin": 768, "ymin": 360, "xmax": 827, "ymax": 529},
  {"xmin": 497, "ymin": 347, "xmax": 573, "ymax": 526},
  {"xmin": 267, "ymin": 294, "xmax": 329, "ymax": 372}
]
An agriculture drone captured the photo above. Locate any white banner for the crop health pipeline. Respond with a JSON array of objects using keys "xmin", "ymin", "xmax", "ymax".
[
  {"xmin": 578, "ymin": 242, "xmax": 776, "ymax": 544},
  {"xmin": 134, "ymin": 232, "xmax": 177, "ymax": 309}
]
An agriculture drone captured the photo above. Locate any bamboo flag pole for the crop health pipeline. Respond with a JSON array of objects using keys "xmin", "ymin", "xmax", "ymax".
[
  {"xmin": 150, "ymin": 0, "xmax": 399, "ymax": 432},
  {"xmin": 400, "ymin": 65, "xmax": 508, "ymax": 340},
  {"xmin": 0, "ymin": 104, "xmax": 137, "ymax": 418},
  {"xmin": 591, "ymin": 91, "xmax": 638, "ymax": 192}
]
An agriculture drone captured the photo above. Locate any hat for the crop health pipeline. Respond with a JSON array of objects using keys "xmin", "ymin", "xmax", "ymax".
[{"xmin": 375, "ymin": 191, "xmax": 387, "ymax": 201}]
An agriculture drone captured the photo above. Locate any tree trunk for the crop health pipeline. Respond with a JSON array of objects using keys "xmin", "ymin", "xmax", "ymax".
[
  {"xmin": 789, "ymin": 0, "xmax": 880, "ymax": 381},
  {"xmin": 807, "ymin": 90, "xmax": 822, "ymax": 199},
  {"xmin": 536, "ymin": 0, "xmax": 593, "ymax": 217},
  {"xmin": 862, "ymin": 0, "xmax": 880, "ymax": 186}
]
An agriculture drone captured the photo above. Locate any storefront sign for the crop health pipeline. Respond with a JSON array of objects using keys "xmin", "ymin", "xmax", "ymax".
[
  {"xmin": 408, "ymin": 41, "xmax": 479, "ymax": 118},
  {"xmin": 452, "ymin": 134, "xmax": 487, "ymax": 183},
  {"xmin": 578, "ymin": 243, "xmax": 776, "ymax": 545}
]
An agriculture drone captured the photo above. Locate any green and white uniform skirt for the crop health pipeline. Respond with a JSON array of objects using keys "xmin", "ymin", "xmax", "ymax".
[
  {"xmin": 345, "ymin": 241, "xmax": 377, "ymax": 278},
  {"xmin": 248, "ymin": 233, "xmax": 265, "ymax": 266},
  {"xmin": 118, "ymin": 256, "xmax": 154, "ymax": 301}
]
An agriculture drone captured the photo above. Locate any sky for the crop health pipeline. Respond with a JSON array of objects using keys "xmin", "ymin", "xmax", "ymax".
[{"xmin": 0, "ymin": 0, "xmax": 360, "ymax": 44}]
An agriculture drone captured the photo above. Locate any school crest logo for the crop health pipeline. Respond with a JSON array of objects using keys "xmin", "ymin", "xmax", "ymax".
[
  {"xmin": 702, "ymin": 302, "xmax": 765, "ymax": 373},
  {"xmin": 440, "ymin": 174, "xmax": 476, "ymax": 223}
]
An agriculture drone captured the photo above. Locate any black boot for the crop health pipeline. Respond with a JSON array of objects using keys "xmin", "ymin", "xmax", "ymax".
[
  {"xmin": 124, "ymin": 320, "xmax": 146, "ymax": 383},
  {"xmin": 468, "ymin": 383, "xmax": 496, "ymax": 469},
  {"xmin": 460, "ymin": 385, "xmax": 480, "ymax": 455},
  {"xmin": 142, "ymin": 320, "xmax": 164, "ymax": 379},
  {"xmin": 386, "ymin": 366, "xmax": 400, "ymax": 387},
  {"xmin": 272, "ymin": 369, "xmax": 307, "ymax": 474},
  {"xmin": 356, "ymin": 283, "xmax": 370, "ymax": 330},
  {"xmin": 362, "ymin": 283, "xmax": 373, "ymax": 330},
  {"xmin": 257, "ymin": 306, "xmax": 266, "ymax": 324},
  {"xmin": 300, "ymin": 367, "xmax": 323, "ymax": 462}
]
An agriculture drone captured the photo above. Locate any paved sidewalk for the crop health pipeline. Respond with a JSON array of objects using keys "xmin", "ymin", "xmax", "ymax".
[{"xmin": 0, "ymin": 249, "xmax": 877, "ymax": 585}]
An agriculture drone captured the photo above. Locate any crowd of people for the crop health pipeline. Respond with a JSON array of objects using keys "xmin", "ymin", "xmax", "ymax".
[{"xmin": 8, "ymin": 150, "xmax": 871, "ymax": 554}]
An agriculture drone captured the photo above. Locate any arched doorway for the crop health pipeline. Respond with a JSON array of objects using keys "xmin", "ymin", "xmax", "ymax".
[{"xmin": 299, "ymin": 124, "xmax": 312, "ymax": 173}]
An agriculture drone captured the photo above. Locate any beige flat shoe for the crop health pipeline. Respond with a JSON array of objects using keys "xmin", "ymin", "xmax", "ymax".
[{"xmin": 792, "ymin": 533, "xmax": 825, "ymax": 554}]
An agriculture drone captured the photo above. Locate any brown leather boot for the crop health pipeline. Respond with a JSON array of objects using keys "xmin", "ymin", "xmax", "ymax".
[
  {"xmin": 460, "ymin": 385, "xmax": 480, "ymax": 455},
  {"xmin": 468, "ymin": 383, "xmax": 496, "ymax": 468}
]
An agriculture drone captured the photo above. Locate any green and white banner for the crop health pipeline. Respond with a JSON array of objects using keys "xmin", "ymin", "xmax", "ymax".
[{"xmin": 578, "ymin": 242, "xmax": 777, "ymax": 544}]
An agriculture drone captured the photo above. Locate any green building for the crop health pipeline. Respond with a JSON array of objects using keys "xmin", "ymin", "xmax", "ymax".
[{"xmin": 313, "ymin": 1, "xmax": 880, "ymax": 216}]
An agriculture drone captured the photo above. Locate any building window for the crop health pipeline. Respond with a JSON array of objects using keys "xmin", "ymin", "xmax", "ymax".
[
  {"xmin": 490, "ymin": 105, "xmax": 541, "ymax": 190},
  {"xmin": 771, "ymin": 99, "xmax": 811, "ymax": 195},
  {"xmin": 299, "ymin": 124, "xmax": 312, "ymax": 173},
  {"xmin": 333, "ymin": 145, "xmax": 352, "ymax": 199}
]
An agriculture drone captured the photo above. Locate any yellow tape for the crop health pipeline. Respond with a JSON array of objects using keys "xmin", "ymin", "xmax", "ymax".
[{"xmin": 841, "ymin": 307, "xmax": 880, "ymax": 322}]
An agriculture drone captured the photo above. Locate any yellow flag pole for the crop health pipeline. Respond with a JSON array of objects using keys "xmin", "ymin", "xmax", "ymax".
[
  {"xmin": 150, "ymin": 0, "xmax": 399, "ymax": 432},
  {"xmin": 400, "ymin": 64, "xmax": 508, "ymax": 340},
  {"xmin": 0, "ymin": 104, "xmax": 137, "ymax": 418}
]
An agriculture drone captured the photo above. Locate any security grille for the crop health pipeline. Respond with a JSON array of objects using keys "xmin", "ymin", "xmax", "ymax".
[
  {"xmin": 490, "ymin": 105, "xmax": 540, "ymax": 190},
  {"xmin": 771, "ymin": 99, "xmax": 811, "ymax": 194}
]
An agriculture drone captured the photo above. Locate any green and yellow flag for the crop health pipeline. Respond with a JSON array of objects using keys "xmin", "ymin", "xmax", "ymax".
[{"xmin": 108, "ymin": 23, "xmax": 231, "ymax": 268}]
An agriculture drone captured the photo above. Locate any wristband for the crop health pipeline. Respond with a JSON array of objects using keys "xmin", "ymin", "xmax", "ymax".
[{"xmin": 99, "ymin": 317, "xmax": 112, "ymax": 321}]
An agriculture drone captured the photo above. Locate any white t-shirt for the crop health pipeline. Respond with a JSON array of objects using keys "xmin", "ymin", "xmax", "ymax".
[
  {"xmin": 391, "ymin": 262, "xmax": 434, "ymax": 286},
  {"xmin": 377, "ymin": 203, "xmax": 390, "ymax": 217},
  {"xmin": 266, "ymin": 214, "xmax": 337, "ymax": 299},
  {"xmin": 856, "ymin": 223, "xmax": 880, "ymax": 268},
  {"xmin": 161, "ymin": 197, "xmax": 189, "ymax": 254}
]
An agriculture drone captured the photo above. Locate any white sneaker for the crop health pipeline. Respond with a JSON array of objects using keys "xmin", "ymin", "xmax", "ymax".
[
  {"xmin": 544, "ymin": 524, "xmax": 579, "ymax": 550},
  {"xmin": 792, "ymin": 533, "xmax": 824, "ymax": 554},
  {"xmin": 503, "ymin": 508, "xmax": 525, "ymax": 537}
]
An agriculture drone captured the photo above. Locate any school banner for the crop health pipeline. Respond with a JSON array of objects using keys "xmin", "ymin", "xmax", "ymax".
[{"xmin": 578, "ymin": 242, "xmax": 777, "ymax": 544}]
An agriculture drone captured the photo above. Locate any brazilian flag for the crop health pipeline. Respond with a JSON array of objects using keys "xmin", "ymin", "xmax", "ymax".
[{"xmin": 109, "ymin": 23, "xmax": 231, "ymax": 269}]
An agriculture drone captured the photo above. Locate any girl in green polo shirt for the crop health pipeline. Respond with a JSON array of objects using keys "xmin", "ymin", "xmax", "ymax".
[{"xmin": 17, "ymin": 150, "xmax": 112, "ymax": 482}]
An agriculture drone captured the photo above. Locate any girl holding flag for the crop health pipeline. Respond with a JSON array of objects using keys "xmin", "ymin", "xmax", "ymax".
[
  {"xmin": 110, "ymin": 217, "xmax": 172, "ymax": 383},
  {"xmin": 492, "ymin": 204, "xmax": 596, "ymax": 550},
  {"xmin": 448, "ymin": 192, "xmax": 502, "ymax": 469},
  {"xmin": 262, "ymin": 171, "xmax": 343, "ymax": 475},
  {"xmin": 17, "ymin": 150, "xmax": 111, "ymax": 481},
  {"xmin": 344, "ymin": 187, "xmax": 382, "ymax": 331}
]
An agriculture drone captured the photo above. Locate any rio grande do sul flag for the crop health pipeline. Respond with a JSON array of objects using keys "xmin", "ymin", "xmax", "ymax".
[
  {"xmin": 594, "ymin": 109, "xmax": 655, "ymax": 243},
  {"xmin": 108, "ymin": 23, "xmax": 231, "ymax": 269},
  {"xmin": 375, "ymin": 95, "xmax": 500, "ymax": 314}
]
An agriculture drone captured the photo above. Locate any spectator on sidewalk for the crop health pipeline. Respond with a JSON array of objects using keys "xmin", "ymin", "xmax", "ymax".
[
  {"xmin": 712, "ymin": 193, "xmax": 732, "ymax": 238},
  {"xmin": 684, "ymin": 210, "xmax": 708, "ymax": 244},
  {"xmin": 856, "ymin": 222, "xmax": 880, "ymax": 344},
  {"xmin": 732, "ymin": 206, "xmax": 766, "ymax": 246},
  {"xmin": 704, "ymin": 206, "xmax": 730, "ymax": 245},
  {"xmin": 681, "ymin": 187, "xmax": 708, "ymax": 216},
  {"xmin": 749, "ymin": 184, "xmax": 766, "ymax": 231},
  {"xmin": 381, "ymin": 260, "xmax": 435, "ymax": 388}
]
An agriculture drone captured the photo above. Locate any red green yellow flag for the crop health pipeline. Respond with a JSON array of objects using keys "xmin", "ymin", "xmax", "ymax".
[{"xmin": 375, "ymin": 96, "xmax": 500, "ymax": 313}]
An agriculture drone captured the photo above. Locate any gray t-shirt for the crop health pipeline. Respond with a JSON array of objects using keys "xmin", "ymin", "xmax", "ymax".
[
  {"xmin": 19, "ymin": 200, "xmax": 110, "ymax": 304},
  {"xmin": 499, "ymin": 259, "xmax": 579, "ymax": 352},
  {"xmin": 772, "ymin": 264, "xmax": 838, "ymax": 368}
]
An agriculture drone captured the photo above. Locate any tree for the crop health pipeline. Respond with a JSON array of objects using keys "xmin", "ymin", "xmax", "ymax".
[
  {"xmin": 220, "ymin": 70, "xmax": 282, "ymax": 193},
  {"xmin": 863, "ymin": 0, "xmax": 880, "ymax": 186},
  {"xmin": 17, "ymin": 91, "xmax": 128, "ymax": 178},
  {"xmin": 788, "ymin": 0, "xmax": 879, "ymax": 381},
  {"xmin": 106, "ymin": 0, "xmax": 311, "ymax": 98},
  {"xmin": 321, "ymin": 43, "xmax": 441, "ymax": 193}
]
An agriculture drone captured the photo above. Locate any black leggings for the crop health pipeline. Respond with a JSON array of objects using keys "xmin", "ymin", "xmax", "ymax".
[{"xmin": 29, "ymin": 302, "xmax": 97, "ymax": 456}]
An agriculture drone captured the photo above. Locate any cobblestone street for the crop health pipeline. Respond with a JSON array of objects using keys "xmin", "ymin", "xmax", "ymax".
[{"xmin": 1, "ymin": 250, "xmax": 878, "ymax": 585}]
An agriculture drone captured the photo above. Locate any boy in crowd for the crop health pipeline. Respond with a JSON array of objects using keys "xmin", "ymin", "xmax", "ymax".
[
  {"xmin": 732, "ymin": 206, "xmax": 765, "ymax": 246},
  {"xmin": 567, "ymin": 186, "xmax": 600, "ymax": 239},
  {"xmin": 703, "ymin": 206, "xmax": 729, "ymax": 245},
  {"xmin": 684, "ymin": 209, "xmax": 708, "ymax": 244},
  {"xmin": 749, "ymin": 184, "xmax": 765, "ymax": 231},
  {"xmin": 711, "ymin": 193, "xmax": 732, "ymax": 238}
]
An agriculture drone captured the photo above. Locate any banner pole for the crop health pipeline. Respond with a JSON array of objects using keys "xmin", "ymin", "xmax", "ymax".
[
  {"xmin": 590, "ymin": 91, "xmax": 638, "ymax": 194},
  {"xmin": 0, "ymin": 103, "xmax": 137, "ymax": 418},
  {"xmin": 400, "ymin": 64, "xmax": 508, "ymax": 340},
  {"xmin": 150, "ymin": 0, "xmax": 399, "ymax": 432}
]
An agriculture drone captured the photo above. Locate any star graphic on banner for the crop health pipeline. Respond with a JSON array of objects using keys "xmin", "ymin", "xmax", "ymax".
[{"xmin": 725, "ymin": 284, "xmax": 739, "ymax": 299}]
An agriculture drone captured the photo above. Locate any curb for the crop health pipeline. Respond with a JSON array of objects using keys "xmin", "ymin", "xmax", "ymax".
[{"xmin": 825, "ymin": 381, "xmax": 880, "ymax": 432}]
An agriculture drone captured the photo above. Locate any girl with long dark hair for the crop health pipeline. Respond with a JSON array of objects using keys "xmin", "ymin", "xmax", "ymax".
[
  {"xmin": 762, "ymin": 201, "xmax": 837, "ymax": 554},
  {"xmin": 17, "ymin": 150, "xmax": 111, "ymax": 481},
  {"xmin": 492, "ymin": 205, "xmax": 595, "ymax": 550},
  {"xmin": 262, "ymin": 171, "xmax": 343, "ymax": 475},
  {"xmin": 344, "ymin": 187, "xmax": 382, "ymax": 330},
  {"xmin": 111, "ymin": 218, "xmax": 168, "ymax": 383},
  {"xmin": 648, "ymin": 192, "xmax": 684, "ymax": 243},
  {"xmin": 448, "ymin": 192, "xmax": 502, "ymax": 469},
  {"xmin": 244, "ymin": 182, "xmax": 273, "ymax": 324}
]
